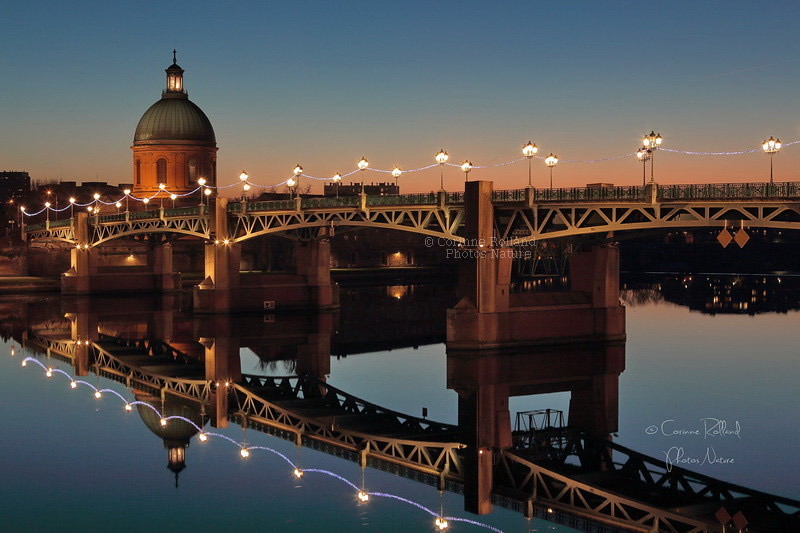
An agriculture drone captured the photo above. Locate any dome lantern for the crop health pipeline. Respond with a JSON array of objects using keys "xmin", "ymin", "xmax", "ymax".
[{"xmin": 165, "ymin": 49, "xmax": 186, "ymax": 96}]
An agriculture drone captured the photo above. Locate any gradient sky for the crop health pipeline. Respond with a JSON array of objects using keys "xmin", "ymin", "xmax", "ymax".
[{"xmin": 3, "ymin": 1, "xmax": 800, "ymax": 193}]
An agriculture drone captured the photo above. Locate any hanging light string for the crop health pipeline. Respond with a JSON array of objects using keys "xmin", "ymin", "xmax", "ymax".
[
  {"xmin": 19, "ymin": 354, "xmax": 505, "ymax": 533},
  {"xmin": 19, "ymin": 139, "xmax": 799, "ymax": 217}
]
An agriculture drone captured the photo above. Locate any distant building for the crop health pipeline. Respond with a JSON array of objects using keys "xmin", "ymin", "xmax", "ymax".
[
  {"xmin": 324, "ymin": 182, "xmax": 399, "ymax": 197},
  {"xmin": 0, "ymin": 171, "xmax": 31, "ymax": 203}
]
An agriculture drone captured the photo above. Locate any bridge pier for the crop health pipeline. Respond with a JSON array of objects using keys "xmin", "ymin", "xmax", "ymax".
[
  {"xmin": 194, "ymin": 198, "xmax": 338, "ymax": 313},
  {"xmin": 448, "ymin": 182, "xmax": 624, "ymax": 348},
  {"xmin": 200, "ymin": 318, "xmax": 241, "ymax": 429},
  {"xmin": 66, "ymin": 300, "xmax": 98, "ymax": 376},
  {"xmin": 61, "ymin": 213, "xmax": 181, "ymax": 295}
]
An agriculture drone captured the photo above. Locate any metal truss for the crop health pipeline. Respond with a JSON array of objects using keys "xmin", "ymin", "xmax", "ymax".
[
  {"xmin": 233, "ymin": 374, "xmax": 464, "ymax": 477},
  {"xmin": 25, "ymin": 224, "xmax": 76, "ymax": 244},
  {"xmin": 91, "ymin": 214, "xmax": 210, "ymax": 246},
  {"xmin": 496, "ymin": 201, "xmax": 800, "ymax": 245},
  {"xmin": 231, "ymin": 205, "xmax": 465, "ymax": 243}
]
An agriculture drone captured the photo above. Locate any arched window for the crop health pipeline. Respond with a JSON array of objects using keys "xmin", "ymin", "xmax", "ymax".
[
  {"xmin": 156, "ymin": 158, "xmax": 167, "ymax": 183},
  {"xmin": 187, "ymin": 159, "xmax": 198, "ymax": 184},
  {"xmin": 135, "ymin": 159, "xmax": 141, "ymax": 186}
]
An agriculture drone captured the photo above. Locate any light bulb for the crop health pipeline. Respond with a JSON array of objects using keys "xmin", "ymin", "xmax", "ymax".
[
  {"xmin": 160, "ymin": 418, "xmax": 168, "ymax": 427},
  {"xmin": 123, "ymin": 189, "xmax": 131, "ymax": 195},
  {"xmin": 46, "ymin": 368, "xmax": 52, "ymax": 378},
  {"xmin": 21, "ymin": 360, "xmax": 27, "ymax": 367},
  {"xmin": 69, "ymin": 197, "xmax": 76, "ymax": 204},
  {"xmin": 159, "ymin": 183, "xmax": 166, "ymax": 190},
  {"xmin": 143, "ymin": 198, "xmax": 150, "ymax": 204},
  {"xmin": 115, "ymin": 202, "xmax": 122, "ymax": 208},
  {"xmin": 287, "ymin": 177, "xmax": 296, "ymax": 187},
  {"xmin": 93, "ymin": 193, "xmax": 100, "ymax": 200},
  {"xmin": 239, "ymin": 171, "xmax": 249, "ymax": 182},
  {"xmin": 293, "ymin": 468, "xmax": 304, "ymax": 479},
  {"xmin": 293, "ymin": 165, "xmax": 303, "ymax": 176},
  {"xmin": 357, "ymin": 491, "xmax": 369, "ymax": 502},
  {"xmin": 70, "ymin": 381, "xmax": 77, "ymax": 389},
  {"xmin": 391, "ymin": 167, "xmax": 402, "ymax": 178},
  {"xmin": 199, "ymin": 433, "xmax": 208, "ymax": 442},
  {"xmin": 170, "ymin": 194, "xmax": 177, "ymax": 200},
  {"xmin": 243, "ymin": 183, "xmax": 251, "ymax": 191},
  {"xmin": 204, "ymin": 188, "xmax": 212, "ymax": 196},
  {"xmin": 124, "ymin": 404, "xmax": 132, "ymax": 412},
  {"xmin": 197, "ymin": 178, "xmax": 206, "ymax": 186},
  {"xmin": 332, "ymin": 173, "xmax": 342, "ymax": 182},
  {"xmin": 240, "ymin": 448, "xmax": 250, "ymax": 458},
  {"xmin": 94, "ymin": 391, "xmax": 102, "ymax": 399}
]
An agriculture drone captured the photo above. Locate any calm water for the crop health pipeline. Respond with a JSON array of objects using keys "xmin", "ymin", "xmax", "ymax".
[{"xmin": 0, "ymin": 275, "xmax": 797, "ymax": 532}]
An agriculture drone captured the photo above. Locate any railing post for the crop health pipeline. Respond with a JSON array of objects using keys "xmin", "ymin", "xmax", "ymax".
[
  {"xmin": 525, "ymin": 186, "xmax": 535, "ymax": 207},
  {"xmin": 645, "ymin": 182, "xmax": 658, "ymax": 204},
  {"xmin": 359, "ymin": 191, "xmax": 368, "ymax": 212},
  {"xmin": 438, "ymin": 190, "xmax": 447, "ymax": 209},
  {"xmin": 294, "ymin": 196, "xmax": 302, "ymax": 212},
  {"xmin": 242, "ymin": 199, "xmax": 248, "ymax": 214},
  {"xmin": 159, "ymin": 206, "xmax": 165, "ymax": 221}
]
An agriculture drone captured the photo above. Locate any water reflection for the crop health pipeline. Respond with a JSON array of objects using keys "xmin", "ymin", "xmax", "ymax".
[{"xmin": 2, "ymin": 275, "xmax": 799, "ymax": 533}]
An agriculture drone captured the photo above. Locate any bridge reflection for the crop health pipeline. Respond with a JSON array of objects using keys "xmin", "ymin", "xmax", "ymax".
[{"xmin": 5, "ymin": 282, "xmax": 799, "ymax": 533}]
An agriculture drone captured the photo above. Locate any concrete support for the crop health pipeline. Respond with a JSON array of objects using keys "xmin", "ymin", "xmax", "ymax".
[
  {"xmin": 148, "ymin": 243, "xmax": 178, "ymax": 292},
  {"xmin": 201, "ymin": 319, "xmax": 241, "ymax": 428},
  {"xmin": 194, "ymin": 197, "xmax": 337, "ymax": 313},
  {"xmin": 67, "ymin": 301, "xmax": 97, "ymax": 376},
  {"xmin": 569, "ymin": 245, "xmax": 620, "ymax": 309}
]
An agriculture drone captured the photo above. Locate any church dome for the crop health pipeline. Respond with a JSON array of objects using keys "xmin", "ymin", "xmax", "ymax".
[{"xmin": 134, "ymin": 97, "xmax": 216, "ymax": 144}]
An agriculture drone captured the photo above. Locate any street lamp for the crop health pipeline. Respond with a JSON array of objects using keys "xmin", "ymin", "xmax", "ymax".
[
  {"xmin": 197, "ymin": 179, "xmax": 206, "ymax": 206},
  {"xmin": 544, "ymin": 154, "xmax": 558, "ymax": 189},
  {"xmin": 761, "ymin": 136, "xmax": 781, "ymax": 185},
  {"xmin": 292, "ymin": 165, "xmax": 302, "ymax": 198},
  {"xmin": 357, "ymin": 157, "xmax": 369, "ymax": 193},
  {"xmin": 69, "ymin": 197, "xmax": 76, "ymax": 218},
  {"xmin": 332, "ymin": 173, "xmax": 342, "ymax": 197},
  {"xmin": 641, "ymin": 131, "xmax": 663, "ymax": 184},
  {"xmin": 239, "ymin": 171, "xmax": 249, "ymax": 182},
  {"xmin": 170, "ymin": 194, "xmax": 177, "ymax": 208},
  {"xmin": 391, "ymin": 167, "xmax": 402, "ymax": 187},
  {"xmin": 435, "ymin": 149, "xmax": 449, "ymax": 190},
  {"xmin": 522, "ymin": 141, "xmax": 538, "ymax": 187},
  {"xmin": 461, "ymin": 160, "xmax": 473, "ymax": 181},
  {"xmin": 115, "ymin": 201, "xmax": 122, "ymax": 212},
  {"xmin": 158, "ymin": 183, "xmax": 166, "ymax": 208},
  {"xmin": 44, "ymin": 202, "xmax": 51, "ymax": 222},
  {"xmin": 636, "ymin": 148, "xmax": 651, "ymax": 186},
  {"xmin": 123, "ymin": 189, "xmax": 131, "ymax": 212}
]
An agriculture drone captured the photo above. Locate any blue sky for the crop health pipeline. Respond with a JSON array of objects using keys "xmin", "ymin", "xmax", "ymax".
[{"xmin": 2, "ymin": 1, "xmax": 800, "ymax": 191}]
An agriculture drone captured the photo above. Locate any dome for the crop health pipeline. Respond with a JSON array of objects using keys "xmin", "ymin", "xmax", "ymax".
[
  {"xmin": 134, "ymin": 391, "xmax": 203, "ymax": 446},
  {"xmin": 134, "ymin": 97, "xmax": 216, "ymax": 144}
]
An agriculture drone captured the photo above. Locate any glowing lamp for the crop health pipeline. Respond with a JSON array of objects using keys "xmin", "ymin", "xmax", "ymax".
[
  {"xmin": 239, "ymin": 171, "xmax": 249, "ymax": 182},
  {"xmin": 123, "ymin": 189, "xmax": 131, "ymax": 195},
  {"xmin": 545, "ymin": 154, "xmax": 558, "ymax": 167},
  {"xmin": 293, "ymin": 468, "xmax": 304, "ymax": 479},
  {"xmin": 522, "ymin": 141, "xmax": 538, "ymax": 158},
  {"xmin": 45, "ymin": 202, "xmax": 51, "ymax": 208},
  {"xmin": 332, "ymin": 173, "xmax": 342, "ymax": 182},
  {"xmin": 199, "ymin": 433, "xmax": 208, "ymax": 442},
  {"xmin": 46, "ymin": 368, "xmax": 53, "ymax": 378},
  {"xmin": 69, "ymin": 197, "xmax": 76, "ymax": 204},
  {"xmin": 93, "ymin": 193, "xmax": 100, "ymax": 200},
  {"xmin": 94, "ymin": 391, "xmax": 102, "ymax": 399},
  {"xmin": 115, "ymin": 202, "xmax": 122, "ymax": 208},
  {"xmin": 357, "ymin": 157, "xmax": 369, "ymax": 170},
  {"xmin": 160, "ymin": 418, "xmax": 168, "ymax": 427},
  {"xmin": 240, "ymin": 448, "xmax": 250, "ymax": 458},
  {"xmin": 170, "ymin": 194, "xmax": 177, "ymax": 201},
  {"xmin": 21, "ymin": 360, "xmax": 27, "ymax": 367},
  {"xmin": 204, "ymin": 188, "xmax": 212, "ymax": 196},
  {"xmin": 197, "ymin": 178, "xmax": 206, "ymax": 186},
  {"xmin": 391, "ymin": 167, "xmax": 402, "ymax": 179},
  {"xmin": 435, "ymin": 149, "xmax": 449, "ymax": 164},
  {"xmin": 243, "ymin": 183, "xmax": 251, "ymax": 191},
  {"xmin": 293, "ymin": 164, "xmax": 303, "ymax": 176},
  {"xmin": 158, "ymin": 183, "xmax": 166, "ymax": 190},
  {"xmin": 124, "ymin": 404, "xmax": 132, "ymax": 412},
  {"xmin": 357, "ymin": 491, "xmax": 370, "ymax": 503},
  {"xmin": 287, "ymin": 177, "xmax": 296, "ymax": 187},
  {"xmin": 435, "ymin": 517, "xmax": 449, "ymax": 530},
  {"xmin": 70, "ymin": 381, "xmax": 77, "ymax": 389},
  {"xmin": 461, "ymin": 160, "xmax": 473, "ymax": 173},
  {"xmin": 142, "ymin": 198, "xmax": 150, "ymax": 204}
]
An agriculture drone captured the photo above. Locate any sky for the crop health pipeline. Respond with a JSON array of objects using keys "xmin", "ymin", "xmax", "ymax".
[{"xmin": 3, "ymin": 1, "xmax": 800, "ymax": 193}]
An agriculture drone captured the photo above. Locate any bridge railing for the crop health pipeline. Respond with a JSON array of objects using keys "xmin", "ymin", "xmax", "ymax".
[
  {"xmin": 660, "ymin": 181, "xmax": 800, "ymax": 199},
  {"xmin": 532, "ymin": 185, "xmax": 647, "ymax": 202},
  {"xmin": 164, "ymin": 206, "xmax": 202, "ymax": 217},
  {"xmin": 368, "ymin": 193, "xmax": 438, "ymax": 206},
  {"xmin": 302, "ymin": 196, "xmax": 360, "ymax": 208},
  {"xmin": 492, "ymin": 189, "xmax": 527, "ymax": 202},
  {"xmin": 128, "ymin": 209, "xmax": 161, "ymax": 220}
]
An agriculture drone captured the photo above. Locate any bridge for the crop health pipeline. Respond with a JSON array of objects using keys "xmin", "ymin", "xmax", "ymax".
[
  {"xmin": 23, "ymin": 181, "xmax": 800, "ymax": 246},
  {"xmin": 15, "ymin": 303, "xmax": 800, "ymax": 533},
  {"xmin": 19, "ymin": 180, "xmax": 800, "ymax": 313}
]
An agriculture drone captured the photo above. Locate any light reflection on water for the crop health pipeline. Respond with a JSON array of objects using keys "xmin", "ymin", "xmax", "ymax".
[{"xmin": 0, "ymin": 274, "xmax": 798, "ymax": 532}]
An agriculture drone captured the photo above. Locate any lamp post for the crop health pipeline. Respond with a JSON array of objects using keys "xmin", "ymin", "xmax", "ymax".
[
  {"xmin": 332, "ymin": 173, "xmax": 342, "ymax": 198},
  {"xmin": 435, "ymin": 149, "xmax": 449, "ymax": 191},
  {"xmin": 461, "ymin": 160, "xmax": 473, "ymax": 182},
  {"xmin": 761, "ymin": 136, "xmax": 781, "ymax": 185},
  {"xmin": 44, "ymin": 202, "xmax": 51, "ymax": 222},
  {"xmin": 544, "ymin": 154, "xmax": 558, "ymax": 189},
  {"xmin": 69, "ymin": 197, "xmax": 76, "ymax": 218},
  {"xmin": 19, "ymin": 206, "xmax": 25, "ymax": 233},
  {"xmin": 292, "ymin": 165, "xmax": 302, "ymax": 199},
  {"xmin": 158, "ymin": 183, "xmax": 166, "ymax": 208},
  {"xmin": 522, "ymin": 141, "xmax": 538, "ymax": 187},
  {"xmin": 197, "ymin": 179, "xmax": 206, "ymax": 206},
  {"xmin": 115, "ymin": 201, "xmax": 122, "ymax": 213},
  {"xmin": 636, "ymin": 148, "xmax": 651, "ymax": 186},
  {"xmin": 391, "ymin": 167, "xmax": 402, "ymax": 188},
  {"xmin": 641, "ymin": 130, "xmax": 663, "ymax": 184},
  {"xmin": 357, "ymin": 157, "xmax": 369, "ymax": 193},
  {"xmin": 170, "ymin": 194, "xmax": 177, "ymax": 208},
  {"xmin": 204, "ymin": 187, "xmax": 212, "ymax": 204},
  {"xmin": 123, "ymin": 189, "xmax": 131, "ymax": 212}
]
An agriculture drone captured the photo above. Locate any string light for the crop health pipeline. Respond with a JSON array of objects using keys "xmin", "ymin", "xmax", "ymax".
[
  {"xmin": 18, "ymin": 139, "xmax": 800, "ymax": 217},
  {"xmin": 18, "ymin": 356, "xmax": 506, "ymax": 533}
]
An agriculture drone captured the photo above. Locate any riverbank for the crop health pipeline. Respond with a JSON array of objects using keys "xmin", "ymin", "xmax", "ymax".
[{"xmin": 0, "ymin": 276, "xmax": 60, "ymax": 293}]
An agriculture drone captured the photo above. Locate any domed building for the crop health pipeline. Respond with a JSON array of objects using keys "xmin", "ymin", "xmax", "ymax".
[
  {"xmin": 132, "ymin": 52, "xmax": 217, "ymax": 196},
  {"xmin": 134, "ymin": 390, "xmax": 205, "ymax": 488}
]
